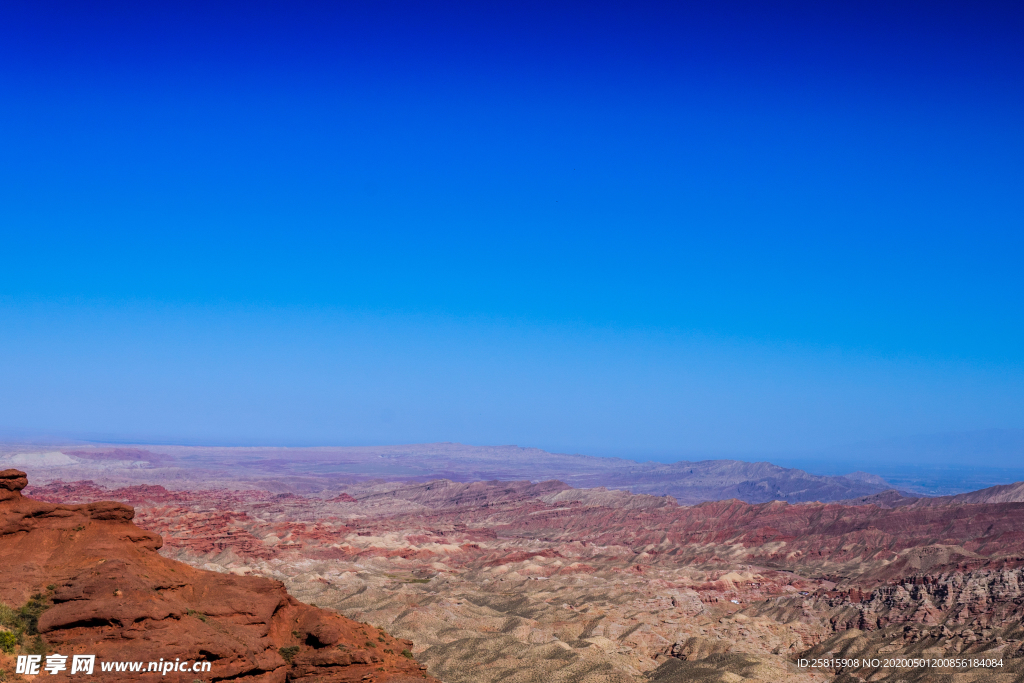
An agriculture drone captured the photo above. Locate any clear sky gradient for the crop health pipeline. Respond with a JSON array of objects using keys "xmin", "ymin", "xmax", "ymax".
[{"xmin": 1, "ymin": 1, "xmax": 1022, "ymax": 463}]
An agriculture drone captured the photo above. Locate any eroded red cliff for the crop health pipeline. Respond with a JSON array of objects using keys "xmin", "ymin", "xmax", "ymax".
[{"xmin": 0, "ymin": 469, "xmax": 435, "ymax": 683}]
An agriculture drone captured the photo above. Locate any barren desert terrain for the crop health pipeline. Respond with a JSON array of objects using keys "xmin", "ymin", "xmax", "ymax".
[{"xmin": 8, "ymin": 444, "xmax": 1024, "ymax": 683}]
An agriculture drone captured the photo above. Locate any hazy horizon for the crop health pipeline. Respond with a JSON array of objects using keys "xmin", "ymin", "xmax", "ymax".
[
  {"xmin": 5, "ymin": 426, "xmax": 1024, "ymax": 471},
  {"xmin": 6, "ymin": 427, "xmax": 1024, "ymax": 497}
]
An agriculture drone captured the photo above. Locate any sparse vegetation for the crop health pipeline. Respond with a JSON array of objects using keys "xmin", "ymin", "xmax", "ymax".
[
  {"xmin": 401, "ymin": 650, "xmax": 414, "ymax": 659},
  {"xmin": 278, "ymin": 646, "xmax": 299, "ymax": 663},
  {"xmin": 0, "ymin": 594, "xmax": 52, "ymax": 651},
  {"xmin": 20, "ymin": 594, "xmax": 49, "ymax": 635},
  {"xmin": 365, "ymin": 641, "xmax": 376, "ymax": 648},
  {"xmin": 186, "ymin": 609, "xmax": 207, "ymax": 622}
]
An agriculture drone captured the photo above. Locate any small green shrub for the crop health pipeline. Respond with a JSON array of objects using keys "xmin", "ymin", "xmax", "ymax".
[
  {"xmin": 0, "ymin": 631, "xmax": 16, "ymax": 653},
  {"xmin": 0, "ymin": 595, "xmax": 51, "ymax": 640},
  {"xmin": 18, "ymin": 595, "xmax": 50, "ymax": 635},
  {"xmin": 401, "ymin": 650, "xmax": 414, "ymax": 659},
  {"xmin": 186, "ymin": 610, "xmax": 207, "ymax": 623},
  {"xmin": 278, "ymin": 646, "xmax": 299, "ymax": 664}
]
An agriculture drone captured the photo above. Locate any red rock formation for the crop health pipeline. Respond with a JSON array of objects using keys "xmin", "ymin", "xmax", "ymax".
[{"xmin": 0, "ymin": 469, "xmax": 435, "ymax": 683}]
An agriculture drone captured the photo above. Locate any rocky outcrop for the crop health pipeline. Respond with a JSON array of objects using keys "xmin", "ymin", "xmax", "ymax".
[
  {"xmin": 824, "ymin": 567, "xmax": 1024, "ymax": 632},
  {"xmin": 0, "ymin": 468, "xmax": 28, "ymax": 501},
  {"xmin": 0, "ymin": 469, "xmax": 435, "ymax": 683}
]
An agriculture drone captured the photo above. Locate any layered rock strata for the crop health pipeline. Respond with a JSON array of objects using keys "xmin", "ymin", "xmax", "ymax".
[{"xmin": 0, "ymin": 469, "xmax": 435, "ymax": 683}]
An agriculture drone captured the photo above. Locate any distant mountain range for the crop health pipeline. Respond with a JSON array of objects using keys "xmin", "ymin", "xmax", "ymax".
[{"xmin": 1, "ymin": 441, "xmax": 901, "ymax": 504}]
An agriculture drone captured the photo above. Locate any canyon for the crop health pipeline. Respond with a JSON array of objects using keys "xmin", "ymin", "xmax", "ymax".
[{"xmin": 13, "ymin": 464, "xmax": 1024, "ymax": 683}]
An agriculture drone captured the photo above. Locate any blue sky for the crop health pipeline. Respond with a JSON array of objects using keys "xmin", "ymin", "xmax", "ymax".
[{"xmin": 1, "ymin": 1, "xmax": 1022, "ymax": 462}]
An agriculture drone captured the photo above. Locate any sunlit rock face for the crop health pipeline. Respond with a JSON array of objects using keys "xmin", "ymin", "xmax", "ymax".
[{"xmin": 0, "ymin": 470, "xmax": 437, "ymax": 683}]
